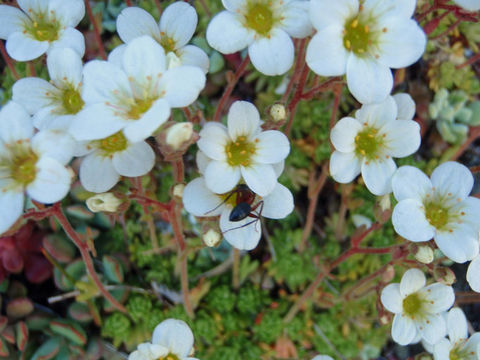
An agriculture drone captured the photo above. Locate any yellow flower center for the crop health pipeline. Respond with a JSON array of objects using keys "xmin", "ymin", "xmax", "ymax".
[
  {"xmin": 244, "ymin": 2, "xmax": 274, "ymax": 35},
  {"xmin": 25, "ymin": 14, "xmax": 60, "ymax": 42},
  {"xmin": 402, "ymin": 292, "xmax": 426, "ymax": 318},
  {"xmin": 449, "ymin": 343, "xmax": 473, "ymax": 360},
  {"xmin": 424, "ymin": 201, "xmax": 450, "ymax": 230},
  {"xmin": 159, "ymin": 36, "xmax": 176, "ymax": 53},
  {"xmin": 5, "ymin": 142, "xmax": 39, "ymax": 187},
  {"xmin": 225, "ymin": 136, "xmax": 257, "ymax": 167},
  {"xmin": 158, "ymin": 354, "xmax": 180, "ymax": 360},
  {"xmin": 127, "ymin": 98, "xmax": 154, "ymax": 120},
  {"xmin": 354, "ymin": 126, "xmax": 384, "ymax": 160},
  {"xmin": 96, "ymin": 132, "xmax": 128, "ymax": 156},
  {"xmin": 61, "ymin": 86, "xmax": 84, "ymax": 115},
  {"xmin": 343, "ymin": 16, "xmax": 372, "ymax": 56}
]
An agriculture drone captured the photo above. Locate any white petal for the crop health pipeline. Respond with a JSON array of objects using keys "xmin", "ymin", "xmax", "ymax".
[
  {"xmin": 50, "ymin": 27, "xmax": 85, "ymax": 58},
  {"xmin": 26, "ymin": 157, "xmax": 71, "ymax": 203},
  {"xmin": 392, "ymin": 166, "xmax": 432, "ymax": 202},
  {"xmin": 123, "ymin": 99, "xmax": 170, "ymax": 143},
  {"xmin": 261, "ymin": 183, "xmax": 294, "ymax": 219},
  {"xmin": 434, "ymin": 226, "xmax": 479, "ymax": 263},
  {"xmin": 346, "ymin": 55, "xmax": 393, "ymax": 104},
  {"xmin": 376, "ymin": 18, "xmax": 426, "ymax": 69},
  {"xmin": 31, "ymin": 130, "xmax": 75, "ymax": 165},
  {"xmin": 71, "ymin": 104, "xmax": 127, "ymax": 141},
  {"xmin": 0, "ymin": 5, "xmax": 29, "ymax": 39},
  {"xmin": 311, "ymin": 356, "xmax": 334, "ymax": 360},
  {"xmin": 467, "ymin": 256, "xmax": 480, "ymax": 292},
  {"xmin": 159, "ymin": 66, "xmax": 205, "ymax": 108},
  {"xmin": 381, "ymin": 283, "xmax": 402, "ymax": 313},
  {"xmin": 433, "ymin": 339, "xmax": 453, "ymax": 360},
  {"xmin": 220, "ymin": 207, "xmax": 262, "ymax": 250},
  {"xmin": 329, "ymin": 151, "xmax": 361, "ymax": 183},
  {"xmin": 363, "ymin": 0, "xmax": 416, "ymax": 18},
  {"xmin": 113, "ymin": 141, "xmax": 154, "ymax": 177},
  {"xmin": 421, "ymin": 283, "xmax": 455, "ymax": 313},
  {"xmin": 361, "ymin": 157, "xmax": 396, "ymax": 195},
  {"xmin": 241, "ymin": 164, "xmax": 277, "ymax": 197},
  {"xmin": 197, "ymin": 122, "xmax": 229, "ymax": 161},
  {"xmin": 393, "ymin": 93, "xmax": 416, "ymax": 120},
  {"xmin": 431, "ymin": 162, "xmax": 473, "ymax": 201},
  {"xmin": 464, "ymin": 333, "xmax": 480, "ymax": 354},
  {"xmin": 177, "ymin": 45, "xmax": 210, "ymax": 74},
  {"xmin": 273, "ymin": 160, "xmax": 285, "ymax": 178},
  {"xmin": 196, "ymin": 151, "xmax": 210, "ymax": 175},
  {"xmin": 0, "ymin": 101, "xmax": 34, "ymax": 143},
  {"xmin": 204, "ymin": 161, "xmax": 241, "ymax": 194},
  {"xmin": 107, "ymin": 44, "xmax": 126, "ymax": 67},
  {"xmin": 122, "ymin": 36, "xmax": 166, "ymax": 83},
  {"xmin": 206, "ymin": 11, "xmax": 254, "ymax": 54},
  {"xmin": 222, "ymin": 0, "xmax": 246, "ymax": 12},
  {"xmin": 183, "ymin": 177, "xmax": 224, "ymax": 217},
  {"xmin": 17, "ymin": 0, "xmax": 45, "ymax": 14},
  {"xmin": 252, "ymin": 130, "xmax": 290, "ymax": 164},
  {"xmin": 382, "ymin": 119, "xmax": 421, "ymax": 158},
  {"xmin": 392, "ymin": 199, "xmax": 435, "ymax": 242},
  {"xmin": 34, "ymin": 109, "xmax": 73, "ymax": 132},
  {"xmin": 309, "ymin": 0, "xmax": 358, "ymax": 31},
  {"xmin": 79, "ymin": 153, "xmax": 120, "ymax": 193},
  {"xmin": 356, "ymin": 95, "xmax": 397, "ymax": 128},
  {"xmin": 248, "ymin": 29, "xmax": 294, "ymax": 76},
  {"xmin": 399, "ymin": 268, "xmax": 426, "ymax": 297},
  {"xmin": 47, "ymin": 47, "xmax": 83, "ymax": 88},
  {"xmin": 48, "ymin": 0, "xmax": 85, "ymax": 27},
  {"xmin": 116, "ymin": 7, "xmax": 160, "ymax": 43},
  {"xmin": 419, "ymin": 313, "xmax": 447, "ymax": 345},
  {"xmin": 160, "ymin": 2, "xmax": 197, "ymax": 49},
  {"xmin": 280, "ymin": 0, "xmax": 313, "ymax": 38},
  {"xmin": 446, "ymin": 308, "xmax": 468, "ymax": 343},
  {"xmin": 6, "ymin": 32, "xmax": 48, "ymax": 61},
  {"xmin": 392, "ymin": 314, "xmax": 417, "ymax": 345},
  {"xmin": 454, "ymin": 0, "xmax": 480, "ymax": 11},
  {"xmin": 152, "ymin": 319, "xmax": 194, "ymax": 358},
  {"xmin": 0, "ymin": 191, "xmax": 24, "ymax": 235},
  {"xmin": 306, "ymin": 26, "xmax": 348, "ymax": 76},
  {"xmin": 12, "ymin": 78, "xmax": 57, "ymax": 114},
  {"xmin": 330, "ymin": 117, "xmax": 361, "ymax": 153},
  {"xmin": 227, "ymin": 101, "xmax": 261, "ymax": 139}
]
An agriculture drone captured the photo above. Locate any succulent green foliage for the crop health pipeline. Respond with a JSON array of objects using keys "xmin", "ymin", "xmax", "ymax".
[{"xmin": 429, "ymin": 88, "xmax": 480, "ymax": 144}]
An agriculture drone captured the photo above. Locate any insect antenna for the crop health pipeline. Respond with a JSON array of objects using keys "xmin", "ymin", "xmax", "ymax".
[{"xmin": 204, "ymin": 189, "xmax": 237, "ymax": 215}]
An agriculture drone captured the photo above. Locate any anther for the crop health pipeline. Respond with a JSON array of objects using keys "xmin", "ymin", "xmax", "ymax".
[{"xmin": 351, "ymin": 19, "xmax": 358, "ymax": 28}]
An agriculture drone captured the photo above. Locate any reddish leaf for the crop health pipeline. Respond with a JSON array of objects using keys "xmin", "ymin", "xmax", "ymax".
[
  {"xmin": 2, "ymin": 248, "xmax": 24, "ymax": 273},
  {"xmin": 24, "ymin": 254, "xmax": 52, "ymax": 284},
  {"xmin": 15, "ymin": 321, "xmax": 28, "ymax": 351}
]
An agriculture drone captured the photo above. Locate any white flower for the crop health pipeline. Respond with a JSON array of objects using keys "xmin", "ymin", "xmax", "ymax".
[
  {"xmin": 206, "ymin": 0, "xmax": 312, "ymax": 75},
  {"xmin": 380, "ymin": 268, "xmax": 455, "ymax": 345},
  {"xmin": 183, "ymin": 177, "xmax": 294, "ymax": 250},
  {"xmin": 116, "ymin": 3, "xmax": 209, "ymax": 73},
  {"xmin": 0, "ymin": 102, "xmax": 74, "ymax": 234},
  {"xmin": 453, "ymin": 0, "xmax": 480, "ymax": 11},
  {"xmin": 312, "ymin": 356, "xmax": 334, "ymax": 360},
  {"xmin": 467, "ymin": 254, "xmax": 480, "ymax": 293},
  {"xmin": 306, "ymin": 0, "xmax": 426, "ymax": 104},
  {"xmin": 197, "ymin": 101, "xmax": 290, "ymax": 196},
  {"xmin": 12, "ymin": 47, "xmax": 84, "ymax": 132},
  {"xmin": 86, "ymin": 192, "xmax": 122, "ymax": 213},
  {"xmin": 70, "ymin": 36, "xmax": 205, "ymax": 143},
  {"xmin": 329, "ymin": 94, "xmax": 420, "ymax": 195},
  {"xmin": 75, "ymin": 132, "xmax": 155, "ymax": 193},
  {"xmin": 392, "ymin": 162, "xmax": 480, "ymax": 263},
  {"xmin": 128, "ymin": 319, "xmax": 198, "ymax": 360},
  {"xmin": 433, "ymin": 307, "xmax": 480, "ymax": 360},
  {"xmin": 0, "ymin": 0, "xmax": 85, "ymax": 61}
]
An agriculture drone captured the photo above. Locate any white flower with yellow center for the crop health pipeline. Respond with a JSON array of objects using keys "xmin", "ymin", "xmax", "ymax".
[
  {"xmin": 392, "ymin": 162, "xmax": 480, "ymax": 263},
  {"xmin": 197, "ymin": 101, "xmax": 290, "ymax": 197},
  {"xmin": 116, "ymin": 2, "xmax": 209, "ymax": 73},
  {"xmin": 329, "ymin": 94, "xmax": 421, "ymax": 195},
  {"xmin": 75, "ymin": 132, "xmax": 155, "ymax": 193},
  {"xmin": 433, "ymin": 307, "xmax": 480, "ymax": 360},
  {"xmin": 12, "ymin": 47, "xmax": 84, "ymax": 132},
  {"xmin": 381, "ymin": 268, "xmax": 455, "ymax": 345},
  {"xmin": 206, "ymin": 0, "xmax": 312, "ymax": 75},
  {"xmin": 69, "ymin": 36, "xmax": 205, "ymax": 144},
  {"xmin": 306, "ymin": 0, "xmax": 426, "ymax": 104},
  {"xmin": 0, "ymin": 0, "xmax": 85, "ymax": 61},
  {"xmin": 183, "ymin": 177, "xmax": 293, "ymax": 250},
  {"xmin": 0, "ymin": 102, "xmax": 74, "ymax": 235},
  {"xmin": 128, "ymin": 319, "xmax": 198, "ymax": 360}
]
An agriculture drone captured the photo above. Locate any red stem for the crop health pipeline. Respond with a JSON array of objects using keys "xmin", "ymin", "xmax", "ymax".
[
  {"xmin": 84, "ymin": 0, "xmax": 107, "ymax": 60},
  {"xmin": 284, "ymin": 63, "xmax": 309, "ymax": 136},
  {"xmin": 0, "ymin": 41, "xmax": 19, "ymax": 80},
  {"xmin": 281, "ymin": 39, "xmax": 306, "ymax": 103}
]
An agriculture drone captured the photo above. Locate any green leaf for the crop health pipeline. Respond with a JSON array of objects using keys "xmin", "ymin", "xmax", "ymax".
[
  {"xmin": 49, "ymin": 320, "xmax": 87, "ymax": 346},
  {"xmin": 0, "ymin": 336, "xmax": 9, "ymax": 357},
  {"xmin": 15, "ymin": 321, "xmax": 28, "ymax": 351},
  {"xmin": 102, "ymin": 256, "xmax": 124, "ymax": 284},
  {"xmin": 31, "ymin": 338, "xmax": 61, "ymax": 360},
  {"xmin": 6, "ymin": 298, "xmax": 34, "ymax": 319}
]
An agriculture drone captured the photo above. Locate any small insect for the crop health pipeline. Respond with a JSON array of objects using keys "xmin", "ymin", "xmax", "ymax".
[{"xmin": 205, "ymin": 184, "xmax": 264, "ymax": 233}]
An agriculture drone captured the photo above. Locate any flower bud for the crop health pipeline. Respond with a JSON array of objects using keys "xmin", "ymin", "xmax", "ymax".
[
  {"xmin": 166, "ymin": 122, "xmax": 194, "ymax": 151},
  {"xmin": 203, "ymin": 229, "xmax": 221, "ymax": 247},
  {"xmin": 379, "ymin": 194, "xmax": 391, "ymax": 211},
  {"xmin": 173, "ymin": 183, "xmax": 185, "ymax": 199},
  {"xmin": 270, "ymin": 104, "xmax": 286, "ymax": 122},
  {"xmin": 413, "ymin": 245, "xmax": 434, "ymax": 264},
  {"xmin": 351, "ymin": 214, "xmax": 372, "ymax": 229},
  {"xmin": 381, "ymin": 265, "xmax": 395, "ymax": 283},
  {"xmin": 86, "ymin": 193, "xmax": 122, "ymax": 213},
  {"xmin": 434, "ymin": 266, "xmax": 456, "ymax": 285}
]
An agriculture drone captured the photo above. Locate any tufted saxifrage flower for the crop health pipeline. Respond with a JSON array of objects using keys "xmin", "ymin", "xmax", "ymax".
[
  {"xmin": 0, "ymin": 0, "xmax": 85, "ymax": 61},
  {"xmin": 392, "ymin": 162, "xmax": 480, "ymax": 263},
  {"xmin": 381, "ymin": 268, "xmax": 455, "ymax": 346},
  {"xmin": 329, "ymin": 94, "xmax": 421, "ymax": 195},
  {"xmin": 306, "ymin": 0, "xmax": 426, "ymax": 104},
  {"xmin": 197, "ymin": 101, "xmax": 290, "ymax": 197},
  {"xmin": 206, "ymin": 0, "xmax": 312, "ymax": 75}
]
